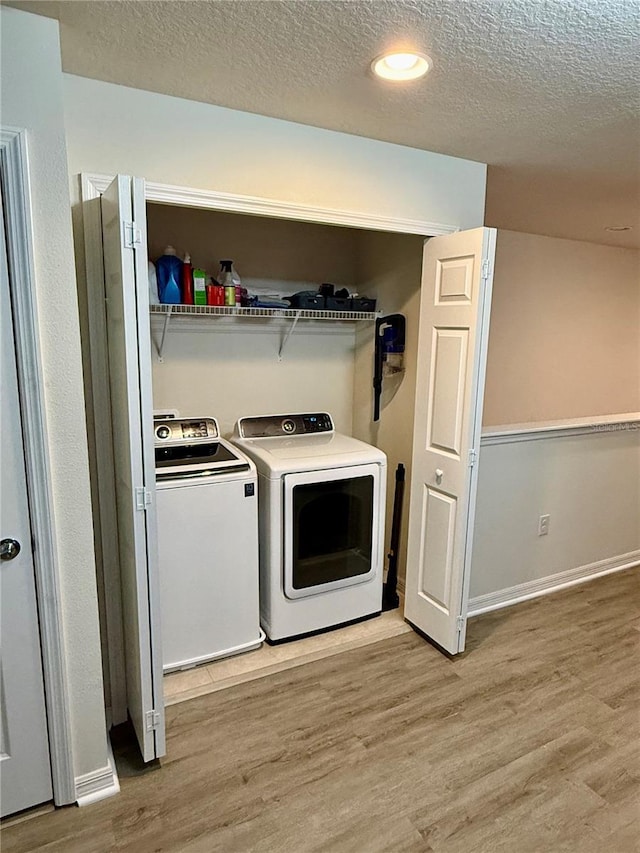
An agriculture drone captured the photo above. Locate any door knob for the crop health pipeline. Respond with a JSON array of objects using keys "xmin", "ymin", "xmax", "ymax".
[
  {"xmin": 435, "ymin": 469, "xmax": 444, "ymax": 483},
  {"xmin": 0, "ymin": 538, "xmax": 21, "ymax": 561}
]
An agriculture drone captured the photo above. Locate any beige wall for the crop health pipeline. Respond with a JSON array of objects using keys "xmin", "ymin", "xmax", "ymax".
[
  {"xmin": 352, "ymin": 231, "xmax": 425, "ymax": 584},
  {"xmin": 483, "ymin": 230, "xmax": 640, "ymax": 426},
  {"xmin": 147, "ymin": 204, "xmax": 364, "ymax": 436},
  {"xmin": 1, "ymin": 8, "xmax": 107, "ymax": 780},
  {"xmin": 146, "ymin": 203, "xmax": 360, "ymax": 301},
  {"xmin": 485, "ymin": 166, "xmax": 639, "ymax": 252}
]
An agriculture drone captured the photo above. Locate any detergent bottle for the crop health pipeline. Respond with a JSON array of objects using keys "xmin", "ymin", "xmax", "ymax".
[{"xmin": 156, "ymin": 246, "xmax": 182, "ymax": 304}]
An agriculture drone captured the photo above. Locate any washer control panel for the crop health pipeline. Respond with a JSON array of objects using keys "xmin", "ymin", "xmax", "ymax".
[
  {"xmin": 153, "ymin": 416, "xmax": 219, "ymax": 445},
  {"xmin": 238, "ymin": 412, "xmax": 334, "ymax": 439}
]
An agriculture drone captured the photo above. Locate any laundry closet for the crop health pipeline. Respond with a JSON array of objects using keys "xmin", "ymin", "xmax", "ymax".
[
  {"xmin": 145, "ymin": 201, "xmax": 421, "ymax": 436},
  {"xmin": 86, "ymin": 172, "xmax": 494, "ymax": 766},
  {"xmin": 147, "ymin": 203, "xmax": 421, "ymax": 666}
]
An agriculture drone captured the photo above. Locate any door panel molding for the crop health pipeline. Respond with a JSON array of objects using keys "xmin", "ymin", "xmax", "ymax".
[
  {"xmin": 0, "ymin": 128, "xmax": 75, "ymax": 804},
  {"xmin": 418, "ymin": 486, "xmax": 457, "ymax": 611},
  {"xmin": 427, "ymin": 328, "xmax": 469, "ymax": 457},
  {"xmin": 434, "ymin": 255, "xmax": 475, "ymax": 304}
]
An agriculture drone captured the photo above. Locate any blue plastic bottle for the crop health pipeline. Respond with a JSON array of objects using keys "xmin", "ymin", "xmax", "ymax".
[{"xmin": 156, "ymin": 246, "xmax": 183, "ymax": 304}]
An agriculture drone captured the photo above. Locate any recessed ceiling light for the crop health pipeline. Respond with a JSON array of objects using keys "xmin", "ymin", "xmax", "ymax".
[
  {"xmin": 371, "ymin": 51, "xmax": 432, "ymax": 82},
  {"xmin": 604, "ymin": 225, "xmax": 632, "ymax": 232}
]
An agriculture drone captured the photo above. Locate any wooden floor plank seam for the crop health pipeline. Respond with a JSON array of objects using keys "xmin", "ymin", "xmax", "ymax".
[{"xmin": 2, "ymin": 566, "xmax": 638, "ymax": 852}]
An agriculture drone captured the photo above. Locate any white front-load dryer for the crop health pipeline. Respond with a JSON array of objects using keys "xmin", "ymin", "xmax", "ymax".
[{"xmin": 232, "ymin": 413, "xmax": 386, "ymax": 641}]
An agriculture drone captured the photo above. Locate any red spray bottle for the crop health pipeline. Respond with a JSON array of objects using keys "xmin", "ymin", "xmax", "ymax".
[{"xmin": 182, "ymin": 253, "xmax": 194, "ymax": 304}]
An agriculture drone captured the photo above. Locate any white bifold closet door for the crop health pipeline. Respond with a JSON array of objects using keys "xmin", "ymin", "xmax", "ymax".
[
  {"xmin": 101, "ymin": 175, "xmax": 165, "ymax": 761},
  {"xmin": 405, "ymin": 227, "xmax": 496, "ymax": 655}
]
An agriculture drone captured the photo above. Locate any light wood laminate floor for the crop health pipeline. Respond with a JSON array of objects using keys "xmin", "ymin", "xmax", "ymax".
[
  {"xmin": 164, "ymin": 609, "xmax": 412, "ymax": 705},
  {"xmin": 3, "ymin": 567, "xmax": 639, "ymax": 852}
]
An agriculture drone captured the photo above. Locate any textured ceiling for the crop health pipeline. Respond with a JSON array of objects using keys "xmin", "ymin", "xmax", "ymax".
[{"xmin": 7, "ymin": 0, "xmax": 640, "ymax": 248}]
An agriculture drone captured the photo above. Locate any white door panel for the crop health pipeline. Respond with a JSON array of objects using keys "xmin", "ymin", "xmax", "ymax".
[
  {"xmin": 427, "ymin": 328, "xmax": 469, "ymax": 456},
  {"xmin": 0, "ymin": 194, "xmax": 52, "ymax": 816},
  {"xmin": 101, "ymin": 175, "xmax": 164, "ymax": 760},
  {"xmin": 405, "ymin": 228, "xmax": 496, "ymax": 654},
  {"xmin": 417, "ymin": 486, "xmax": 457, "ymax": 611}
]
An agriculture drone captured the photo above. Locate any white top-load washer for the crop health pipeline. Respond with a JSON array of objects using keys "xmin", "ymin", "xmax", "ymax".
[
  {"xmin": 232, "ymin": 413, "xmax": 386, "ymax": 641},
  {"xmin": 155, "ymin": 416, "xmax": 263, "ymax": 672}
]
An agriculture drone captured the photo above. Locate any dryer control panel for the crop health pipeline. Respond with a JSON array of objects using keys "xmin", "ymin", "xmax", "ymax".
[{"xmin": 237, "ymin": 412, "xmax": 334, "ymax": 439}]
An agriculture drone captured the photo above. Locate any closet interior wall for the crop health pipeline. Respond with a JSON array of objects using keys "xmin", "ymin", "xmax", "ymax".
[
  {"xmin": 146, "ymin": 203, "xmax": 424, "ymax": 445},
  {"xmin": 352, "ymin": 230, "xmax": 425, "ymax": 590}
]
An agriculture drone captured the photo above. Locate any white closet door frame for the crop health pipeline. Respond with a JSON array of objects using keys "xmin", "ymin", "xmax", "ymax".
[
  {"xmin": 80, "ymin": 171, "xmax": 459, "ymax": 718},
  {"xmin": 1, "ymin": 129, "xmax": 75, "ymax": 804}
]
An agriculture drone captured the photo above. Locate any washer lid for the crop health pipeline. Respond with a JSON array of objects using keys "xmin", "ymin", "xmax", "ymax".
[{"xmin": 155, "ymin": 436, "xmax": 253, "ymax": 480}]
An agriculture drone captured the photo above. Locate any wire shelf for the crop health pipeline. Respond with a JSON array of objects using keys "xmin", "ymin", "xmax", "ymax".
[{"xmin": 149, "ymin": 304, "xmax": 379, "ymax": 322}]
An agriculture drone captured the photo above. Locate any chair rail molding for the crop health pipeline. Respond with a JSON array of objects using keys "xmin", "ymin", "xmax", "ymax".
[{"xmin": 481, "ymin": 413, "xmax": 640, "ymax": 445}]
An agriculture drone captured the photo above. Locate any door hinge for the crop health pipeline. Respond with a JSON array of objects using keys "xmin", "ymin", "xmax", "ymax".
[
  {"xmin": 468, "ymin": 448, "xmax": 477, "ymax": 468},
  {"xmin": 135, "ymin": 487, "xmax": 152, "ymax": 511},
  {"xmin": 481, "ymin": 259, "xmax": 492, "ymax": 279},
  {"xmin": 145, "ymin": 709, "xmax": 161, "ymax": 732},
  {"xmin": 123, "ymin": 221, "xmax": 142, "ymax": 249},
  {"xmin": 456, "ymin": 616, "xmax": 465, "ymax": 633}
]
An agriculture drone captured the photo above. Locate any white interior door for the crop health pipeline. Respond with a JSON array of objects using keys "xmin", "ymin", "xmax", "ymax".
[
  {"xmin": 101, "ymin": 175, "xmax": 165, "ymax": 760},
  {"xmin": 0, "ymin": 195, "xmax": 52, "ymax": 816},
  {"xmin": 404, "ymin": 227, "xmax": 496, "ymax": 654}
]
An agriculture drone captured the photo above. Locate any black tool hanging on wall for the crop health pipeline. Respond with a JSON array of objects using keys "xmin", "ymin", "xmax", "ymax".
[
  {"xmin": 382, "ymin": 463, "xmax": 405, "ymax": 611},
  {"xmin": 373, "ymin": 314, "xmax": 406, "ymax": 421}
]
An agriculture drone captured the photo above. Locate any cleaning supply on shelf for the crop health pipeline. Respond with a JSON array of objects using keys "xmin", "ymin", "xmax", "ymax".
[
  {"xmin": 148, "ymin": 261, "xmax": 160, "ymax": 305},
  {"xmin": 219, "ymin": 260, "xmax": 237, "ymax": 306},
  {"xmin": 156, "ymin": 246, "xmax": 182, "ymax": 304},
  {"xmin": 193, "ymin": 268, "xmax": 207, "ymax": 305},
  {"xmin": 213, "ymin": 284, "xmax": 225, "ymax": 305},
  {"xmin": 182, "ymin": 253, "xmax": 194, "ymax": 305},
  {"xmin": 206, "ymin": 282, "xmax": 225, "ymax": 305},
  {"xmin": 162, "ymin": 269, "xmax": 181, "ymax": 304}
]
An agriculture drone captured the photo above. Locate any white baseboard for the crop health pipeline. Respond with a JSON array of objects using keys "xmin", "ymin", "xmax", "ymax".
[
  {"xmin": 467, "ymin": 550, "xmax": 640, "ymax": 617},
  {"xmin": 75, "ymin": 737, "xmax": 120, "ymax": 807}
]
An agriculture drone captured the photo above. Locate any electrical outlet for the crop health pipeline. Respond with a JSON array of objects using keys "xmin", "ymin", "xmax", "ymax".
[{"xmin": 538, "ymin": 514, "xmax": 550, "ymax": 536}]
